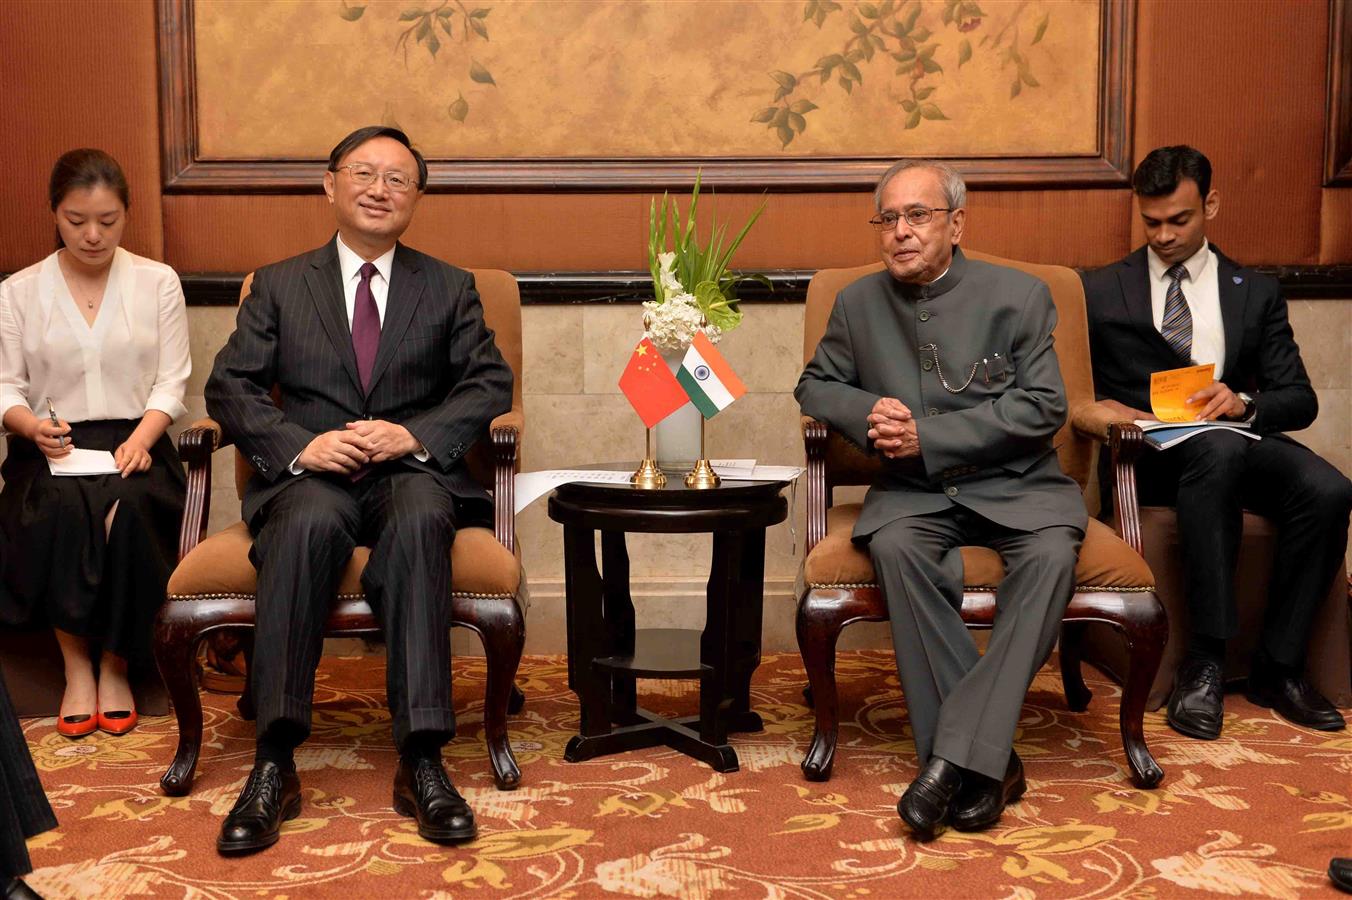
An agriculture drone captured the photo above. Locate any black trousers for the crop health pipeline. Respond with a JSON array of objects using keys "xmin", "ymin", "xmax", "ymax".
[
  {"xmin": 1135, "ymin": 430, "xmax": 1352, "ymax": 666},
  {"xmin": 0, "ymin": 669, "xmax": 56, "ymax": 879},
  {"xmin": 247, "ymin": 468, "xmax": 459, "ymax": 752}
]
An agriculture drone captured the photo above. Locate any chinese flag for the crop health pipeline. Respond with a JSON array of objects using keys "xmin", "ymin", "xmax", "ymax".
[{"xmin": 618, "ymin": 337, "xmax": 689, "ymax": 428}]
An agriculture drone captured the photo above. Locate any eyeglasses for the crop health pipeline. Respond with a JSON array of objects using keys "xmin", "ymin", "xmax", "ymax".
[
  {"xmin": 868, "ymin": 207, "xmax": 955, "ymax": 230},
  {"xmin": 334, "ymin": 164, "xmax": 416, "ymax": 193}
]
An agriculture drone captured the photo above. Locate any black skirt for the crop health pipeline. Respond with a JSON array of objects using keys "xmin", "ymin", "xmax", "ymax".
[
  {"xmin": 0, "ymin": 419, "xmax": 185, "ymax": 667},
  {"xmin": 0, "ymin": 668, "xmax": 56, "ymax": 878}
]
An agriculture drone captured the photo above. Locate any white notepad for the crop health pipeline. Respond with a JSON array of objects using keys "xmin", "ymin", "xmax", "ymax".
[{"xmin": 47, "ymin": 448, "xmax": 121, "ymax": 476}]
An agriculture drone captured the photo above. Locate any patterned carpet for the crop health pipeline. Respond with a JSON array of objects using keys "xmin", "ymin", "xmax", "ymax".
[{"xmin": 16, "ymin": 652, "xmax": 1352, "ymax": 899}]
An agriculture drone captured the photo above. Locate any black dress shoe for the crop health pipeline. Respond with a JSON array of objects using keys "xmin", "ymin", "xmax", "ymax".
[
  {"xmin": 1167, "ymin": 658, "xmax": 1225, "ymax": 740},
  {"xmin": 1246, "ymin": 668, "xmax": 1346, "ymax": 732},
  {"xmin": 897, "ymin": 757, "xmax": 962, "ymax": 841},
  {"xmin": 4, "ymin": 878, "xmax": 43, "ymax": 899},
  {"xmin": 217, "ymin": 761, "xmax": 302, "ymax": 855},
  {"xmin": 1331, "ymin": 857, "xmax": 1352, "ymax": 894},
  {"xmin": 393, "ymin": 756, "xmax": 477, "ymax": 844},
  {"xmin": 950, "ymin": 751, "xmax": 1026, "ymax": 832}
]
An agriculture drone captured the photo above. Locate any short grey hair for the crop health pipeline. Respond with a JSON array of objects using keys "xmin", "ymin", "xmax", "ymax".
[{"xmin": 873, "ymin": 159, "xmax": 967, "ymax": 211}]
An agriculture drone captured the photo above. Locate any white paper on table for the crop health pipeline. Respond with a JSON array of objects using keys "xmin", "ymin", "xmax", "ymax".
[
  {"xmin": 724, "ymin": 464, "xmax": 805, "ymax": 482},
  {"xmin": 710, "ymin": 458, "xmax": 756, "ymax": 478},
  {"xmin": 513, "ymin": 469, "xmax": 635, "ymax": 514},
  {"xmin": 47, "ymin": 448, "xmax": 121, "ymax": 476}
]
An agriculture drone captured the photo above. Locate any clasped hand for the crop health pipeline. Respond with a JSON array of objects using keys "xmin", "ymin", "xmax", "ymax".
[
  {"xmin": 297, "ymin": 420, "xmax": 419, "ymax": 474},
  {"xmin": 867, "ymin": 397, "xmax": 920, "ymax": 459}
]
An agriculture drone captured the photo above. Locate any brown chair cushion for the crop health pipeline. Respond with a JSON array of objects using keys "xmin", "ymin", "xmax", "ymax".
[
  {"xmin": 169, "ymin": 522, "xmax": 521, "ymax": 598},
  {"xmin": 803, "ymin": 503, "xmax": 1153, "ymax": 590}
]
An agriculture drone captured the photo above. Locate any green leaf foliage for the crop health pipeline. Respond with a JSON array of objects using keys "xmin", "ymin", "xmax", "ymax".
[
  {"xmin": 905, "ymin": 107, "xmax": 922, "ymax": 129},
  {"xmin": 338, "ymin": 1, "xmax": 366, "ymax": 22},
  {"xmin": 771, "ymin": 70, "xmax": 798, "ymax": 89},
  {"xmin": 858, "ymin": 2, "xmax": 879, "ymax": 18},
  {"xmin": 789, "ymin": 99, "xmax": 818, "ymax": 113},
  {"xmin": 921, "ymin": 57, "xmax": 942, "ymax": 73},
  {"xmin": 470, "ymin": 59, "xmax": 496, "ymax": 85},
  {"xmin": 751, "ymin": 107, "xmax": 778, "ymax": 124},
  {"xmin": 1010, "ymin": 78, "xmax": 1022, "ymax": 98},
  {"xmin": 901, "ymin": 98, "xmax": 917, "ymax": 112},
  {"xmin": 911, "ymin": 25, "xmax": 931, "ymax": 41},
  {"xmin": 469, "ymin": 16, "xmax": 488, "ymax": 38},
  {"xmin": 426, "ymin": 29, "xmax": 440, "ymax": 56},
  {"xmin": 920, "ymin": 103, "xmax": 947, "ymax": 120},
  {"xmin": 399, "ymin": 9, "xmax": 423, "ymax": 21},
  {"xmin": 839, "ymin": 75, "xmax": 854, "ymax": 94},
  {"xmin": 448, "ymin": 94, "xmax": 469, "ymax": 122},
  {"xmin": 958, "ymin": 39, "xmax": 971, "ymax": 67},
  {"xmin": 1032, "ymin": 12, "xmax": 1049, "ymax": 44},
  {"xmin": 1020, "ymin": 67, "xmax": 1039, "ymax": 87},
  {"xmin": 787, "ymin": 111, "xmax": 807, "ymax": 133},
  {"xmin": 470, "ymin": 7, "xmax": 490, "ymax": 17},
  {"xmin": 914, "ymin": 85, "xmax": 935, "ymax": 99},
  {"xmin": 777, "ymin": 124, "xmax": 795, "ymax": 146}
]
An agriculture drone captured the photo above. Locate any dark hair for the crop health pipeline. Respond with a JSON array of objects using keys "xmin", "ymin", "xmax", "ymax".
[
  {"xmin": 49, "ymin": 148, "xmax": 130, "ymax": 211},
  {"xmin": 1132, "ymin": 145, "xmax": 1212, "ymax": 198},
  {"xmin": 327, "ymin": 126, "xmax": 428, "ymax": 191}
]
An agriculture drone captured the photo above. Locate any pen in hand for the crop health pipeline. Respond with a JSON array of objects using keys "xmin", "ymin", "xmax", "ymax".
[{"xmin": 46, "ymin": 398, "xmax": 66, "ymax": 449}]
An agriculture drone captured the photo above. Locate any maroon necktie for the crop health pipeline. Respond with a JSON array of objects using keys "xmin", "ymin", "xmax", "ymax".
[{"xmin": 352, "ymin": 262, "xmax": 380, "ymax": 393}]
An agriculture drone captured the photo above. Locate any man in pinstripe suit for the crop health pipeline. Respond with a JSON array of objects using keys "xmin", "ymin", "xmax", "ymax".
[{"xmin": 205, "ymin": 126, "xmax": 513, "ymax": 855}]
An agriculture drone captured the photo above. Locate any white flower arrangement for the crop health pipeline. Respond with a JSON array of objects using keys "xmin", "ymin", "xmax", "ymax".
[{"xmin": 644, "ymin": 173, "xmax": 766, "ymax": 352}]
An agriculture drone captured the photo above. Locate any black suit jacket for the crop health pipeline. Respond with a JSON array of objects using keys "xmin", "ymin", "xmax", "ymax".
[
  {"xmin": 205, "ymin": 238, "xmax": 514, "ymax": 524},
  {"xmin": 1081, "ymin": 244, "xmax": 1316, "ymax": 436}
]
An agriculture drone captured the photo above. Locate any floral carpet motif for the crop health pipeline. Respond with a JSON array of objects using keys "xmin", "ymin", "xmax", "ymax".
[{"xmin": 18, "ymin": 652, "xmax": 1352, "ymax": 898}]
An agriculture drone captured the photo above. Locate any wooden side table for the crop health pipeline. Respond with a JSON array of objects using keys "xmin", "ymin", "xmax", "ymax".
[{"xmin": 548, "ymin": 471, "xmax": 788, "ymax": 772}]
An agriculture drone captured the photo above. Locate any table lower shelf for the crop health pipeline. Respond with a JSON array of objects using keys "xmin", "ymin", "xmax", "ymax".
[{"xmin": 592, "ymin": 627, "xmax": 708, "ymax": 678}]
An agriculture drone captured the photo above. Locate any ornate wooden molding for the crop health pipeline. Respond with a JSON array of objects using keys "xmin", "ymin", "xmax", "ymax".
[
  {"xmin": 157, "ymin": 0, "xmax": 1135, "ymax": 193},
  {"xmin": 1326, "ymin": 0, "xmax": 1352, "ymax": 185},
  {"xmin": 168, "ymin": 265, "xmax": 1352, "ymax": 306}
]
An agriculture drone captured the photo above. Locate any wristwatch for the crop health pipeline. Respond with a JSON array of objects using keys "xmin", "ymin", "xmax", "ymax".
[{"xmin": 1235, "ymin": 391, "xmax": 1257, "ymax": 422}]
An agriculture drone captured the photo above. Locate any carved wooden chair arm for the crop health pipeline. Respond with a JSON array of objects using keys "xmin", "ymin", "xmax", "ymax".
[
  {"xmin": 176, "ymin": 420, "xmax": 223, "ymax": 561},
  {"xmin": 802, "ymin": 416, "xmax": 829, "ymax": 555},
  {"xmin": 489, "ymin": 413, "xmax": 522, "ymax": 555}
]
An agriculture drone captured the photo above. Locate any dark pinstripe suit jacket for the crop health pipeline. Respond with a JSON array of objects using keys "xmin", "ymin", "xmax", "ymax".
[{"xmin": 205, "ymin": 238, "xmax": 514, "ymax": 525}]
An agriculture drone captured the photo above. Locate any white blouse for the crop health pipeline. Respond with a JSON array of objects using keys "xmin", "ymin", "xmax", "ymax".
[{"xmin": 0, "ymin": 248, "xmax": 190, "ymax": 425}]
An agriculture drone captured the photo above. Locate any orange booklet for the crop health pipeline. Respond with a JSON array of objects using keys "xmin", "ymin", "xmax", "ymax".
[{"xmin": 1149, "ymin": 363, "xmax": 1215, "ymax": 422}]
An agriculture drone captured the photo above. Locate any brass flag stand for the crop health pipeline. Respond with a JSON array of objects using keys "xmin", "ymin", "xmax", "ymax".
[
  {"xmin": 684, "ymin": 417, "xmax": 720, "ymax": 489},
  {"xmin": 630, "ymin": 428, "xmax": 667, "ymax": 489}
]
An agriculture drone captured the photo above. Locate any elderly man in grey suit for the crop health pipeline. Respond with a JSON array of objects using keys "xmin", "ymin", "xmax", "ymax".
[
  {"xmin": 796, "ymin": 159, "xmax": 1086, "ymax": 839},
  {"xmin": 206, "ymin": 126, "xmax": 512, "ymax": 855}
]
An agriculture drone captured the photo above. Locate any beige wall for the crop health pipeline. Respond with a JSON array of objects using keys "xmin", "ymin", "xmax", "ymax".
[{"xmin": 181, "ymin": 296, "xmax": 1352, "ymax": 656}]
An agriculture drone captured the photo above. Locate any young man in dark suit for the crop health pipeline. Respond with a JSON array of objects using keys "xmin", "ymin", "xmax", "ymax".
[
  {"xmin": 1081, "ymin": 145, "xmax": 1351, "ymax": 741},
  {"xmin": 205, "ymin": 126, "xmax": 513, "ymax": 854}
]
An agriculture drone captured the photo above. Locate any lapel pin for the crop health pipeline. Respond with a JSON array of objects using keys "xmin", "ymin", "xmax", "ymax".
[{"xmin": 1232, "ymin": 276, "xmax": 1243, "ymax": 284}]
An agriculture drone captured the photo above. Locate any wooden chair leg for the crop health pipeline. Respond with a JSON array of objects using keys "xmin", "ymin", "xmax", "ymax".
[
  {"xmin": 154, "ymin": 613, "xmax": 205, "ymax": 797},
  {"xmin": 453, "ymin": 595, "xmax": 524, "ymax": 790},
  {"xmin": 1058, "ymin": 621, "xmax": 1093, "ymax": 712},
  {"xmin": 797, "ymin": 591, "xmax": 847, "ymax": 782},
  {"xmin": 1116, "ymin": 593, "xmax": 1167, "ymax": 788},
  {"xmin": 236, "ymin": 635, "xmax": 257, "ymax": 721},
  {"xmin": 508, "ymin": 683, "xmax": 525, "ymax": 715}
]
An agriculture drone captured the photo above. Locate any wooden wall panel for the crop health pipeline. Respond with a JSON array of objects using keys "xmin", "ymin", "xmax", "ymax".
[
  {"xmin": 164, "ymin": 189, "xmax": 1132, "ymax": 275},
  {"xmin": 1320, "ymin": 188, "xmax": 1352, "ymax": 264},
  {"xmin": 0, "ymin": 0, "xmax": 163, "ymax": 270},
  {"xmin": 1131, "ymin": 0, "xmax": 1328, "ymax": 265}
]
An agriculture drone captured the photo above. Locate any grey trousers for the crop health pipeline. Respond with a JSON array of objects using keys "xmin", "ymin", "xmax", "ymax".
[{"xmin": 868, "ymin": 507, "xmax": 1082, "ymax": 780}]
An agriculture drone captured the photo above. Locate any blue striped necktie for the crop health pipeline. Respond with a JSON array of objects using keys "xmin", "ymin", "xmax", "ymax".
[{"xmin": 1160, "ymin": 262, "xmax": 1193, "ymax": 362}]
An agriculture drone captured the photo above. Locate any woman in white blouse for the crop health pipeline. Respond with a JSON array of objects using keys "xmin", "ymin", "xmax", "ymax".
[{"xmin": 0, "ymin": 149, "xmax": 190, "ymax": 739}]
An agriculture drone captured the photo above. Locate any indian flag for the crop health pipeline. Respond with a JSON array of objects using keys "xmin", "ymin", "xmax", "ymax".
[{"xmin": 677, "ymin": 331, "xmax": 747, "ymax": 418}]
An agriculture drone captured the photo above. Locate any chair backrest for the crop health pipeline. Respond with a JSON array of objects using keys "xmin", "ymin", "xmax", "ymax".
[
  {"xmin": 231, "ymin": 268, "xmax": 524, "ymax": 500},
  {"xmin": 801, "ymin": 250, "xmax": 1095, "ymax": 494}
]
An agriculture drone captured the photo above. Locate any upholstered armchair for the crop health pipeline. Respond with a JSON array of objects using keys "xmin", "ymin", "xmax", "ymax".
[
  {"xmin": 154, "ymin": 269, "xmax": 527, "ymax": 796},
  {"xmin": 796, "ymin": 253, "xmax": 1167, "ymax": 789},
  {"xmin": 1078, "ymin": 435, "xmax": 1351, "ymax": 710}
]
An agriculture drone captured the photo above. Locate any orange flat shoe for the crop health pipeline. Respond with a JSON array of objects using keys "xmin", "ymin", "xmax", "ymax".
[
  {"xmin": 57, "ymin": 711, "xmax": 98, "ymax": 739},
  {"xmin": 98, "ymin": 709, "xmax": 138, "ymax": 736}
]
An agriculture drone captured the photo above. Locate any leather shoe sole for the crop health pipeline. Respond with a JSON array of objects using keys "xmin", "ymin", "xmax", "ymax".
[
  {"xmin": 393, "ymin": 791, "xmax": 477, "ymax": 844},
  {"xmin": 216, "ymin": 794, "xmax": 302, "ymax": 855}
]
